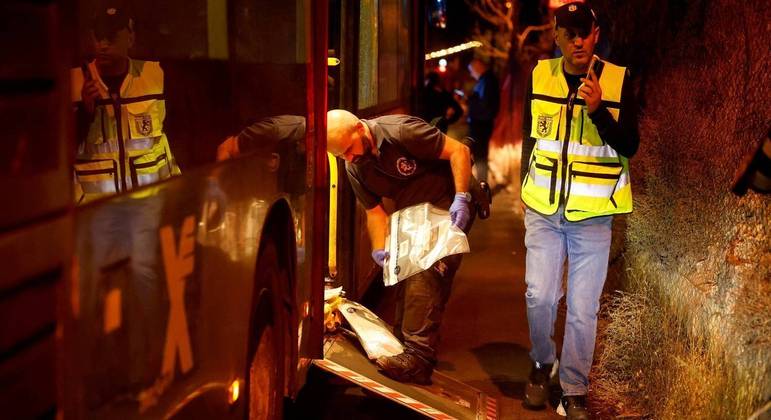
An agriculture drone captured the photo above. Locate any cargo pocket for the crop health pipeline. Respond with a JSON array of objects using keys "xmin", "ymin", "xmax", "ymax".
[
  {"xmin": 565, "ymin": 161, "xmax": 623, "ymax": 213},
  {"xmin": 129, "ymin": 150, "xmax": 169, "ymax": 188},
  {"xmin": 528, "ymin": 150, "xmax": 559, "ymax": 205},
  {"xmin": 74, "ymin": 159, "xmax": 119, "ymax": 194}
]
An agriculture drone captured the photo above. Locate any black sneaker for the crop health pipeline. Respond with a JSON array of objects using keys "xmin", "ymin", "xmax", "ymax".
[
  {"xmin": 375, "ymin": 352, "xmax": 433, "ymax": 385},
  {"xmin": 524, "ymin": 361, "xmax": 554, "ymax": 409},
  {"xmin": 559, "ymin": 395, "xmax": 590, "ymax": 420}
]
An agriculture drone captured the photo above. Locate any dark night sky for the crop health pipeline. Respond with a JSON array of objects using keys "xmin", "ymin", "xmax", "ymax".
[
  {"xmin": 426, "ymin": 1, "xmax": 473, "ymax": 51},
  {"xmin": 426, "ymin": 1, "xmax": 547, "ymax": 52}
]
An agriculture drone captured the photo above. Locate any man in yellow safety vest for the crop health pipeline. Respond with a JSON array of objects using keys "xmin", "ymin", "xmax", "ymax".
[
  {"xmin": 71, "ymin": 4, "xmax": 175, "ymax": 397},
  {"xmin": 519, "ymin": 3, "xmax": 639, "ymax": 418},
  {"xmin": 71, "ymin": 3, "xmax": 179, "ymax": 204}
]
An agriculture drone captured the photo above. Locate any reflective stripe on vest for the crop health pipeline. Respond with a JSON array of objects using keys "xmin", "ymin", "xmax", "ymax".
[
  {"xmin": 82, "ymin": 136, "xmax": 162, "ymax": 155},
  {"xmin": 521, "ymin": 57, "xmax": 633, "ymax": 221}
]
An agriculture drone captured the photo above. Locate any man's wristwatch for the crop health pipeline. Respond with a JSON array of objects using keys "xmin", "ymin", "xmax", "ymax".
[{"xmin": 457, "ymin": 192, "xmax": 472, "ymax": 201}]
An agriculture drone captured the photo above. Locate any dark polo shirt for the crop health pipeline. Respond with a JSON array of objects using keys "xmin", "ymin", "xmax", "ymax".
[{"xmin": 346, "ymin": 115, "xmax": 455, "ymax": 211}]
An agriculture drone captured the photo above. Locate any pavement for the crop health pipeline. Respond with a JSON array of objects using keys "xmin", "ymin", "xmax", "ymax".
[
  {"xmin": 295, "ymin": 188, "xmax": 567, "ymax": 419},
  {"xmin": 437, "ymin": 188, "xmax": 565, "ymax": 420}
]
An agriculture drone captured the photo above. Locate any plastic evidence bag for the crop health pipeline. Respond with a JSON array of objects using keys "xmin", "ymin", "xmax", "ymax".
[
  {"xmin": 337, "ymin": 299, "xmax": 405, "ymax": 359},
  {"xmin": 383, "ymin": 202, "xmax": 470, "ymax": 286}
]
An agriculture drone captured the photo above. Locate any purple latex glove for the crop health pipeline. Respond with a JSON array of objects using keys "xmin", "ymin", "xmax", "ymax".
[
  {"xmin": 371, "ymin": 249, "xmax": 389, "ymax": 267},
  {"xmin": 449, "ymin": 193, "xmax": 471, "ymax": 230}
]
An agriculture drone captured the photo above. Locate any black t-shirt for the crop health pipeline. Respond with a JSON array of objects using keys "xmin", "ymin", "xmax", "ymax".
[
  {"xmin": 102, "ymin": 72, "xmax": 127, "ymax": 94},
  {"xmin": 346, "ymin": 115, "xmax": 454, "ymax": 211},
  {"xmin": 564, "ymin": 72, "xmax": 582, "ymax": 91}
]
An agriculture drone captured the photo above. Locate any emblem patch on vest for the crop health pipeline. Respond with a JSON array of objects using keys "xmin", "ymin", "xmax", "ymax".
[
  {"xmin": 135, "ymin": 114, "xmax": 153, "ymax": 136},
  {"xmin": 536, "ymin": 114, "xmax": 553, "ymax": 137},
  {"xmin": 396, "ymin": 157, "xmax": 417, "ymax": 176}
]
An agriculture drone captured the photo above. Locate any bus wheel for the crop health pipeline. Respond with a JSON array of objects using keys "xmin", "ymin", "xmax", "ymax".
[
  {"xmin": 248, "ymin": 240, "xmax": 287, "ymax": 420},
  {"xmin": 249, "ymin": 316, "xmax": 281, "ymax": 420}
]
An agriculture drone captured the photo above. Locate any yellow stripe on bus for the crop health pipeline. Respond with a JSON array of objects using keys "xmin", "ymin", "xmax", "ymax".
[{"xmin": 327, "ymin": 153, "xmax": 338, "ymax": 278}]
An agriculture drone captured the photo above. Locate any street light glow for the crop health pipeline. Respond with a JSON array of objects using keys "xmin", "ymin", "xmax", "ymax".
[{"xmin": 425, "ymin": 41, "xmax": 483, "ymax": 60}]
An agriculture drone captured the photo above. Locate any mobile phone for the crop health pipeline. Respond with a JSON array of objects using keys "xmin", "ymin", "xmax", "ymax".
[
  {"xmin": 579, "ymin": 56, "xmax": 604, "ymax": 94},
  {"xmin": 81, "ymin": 62, "xmax": 93, "ymax": 82},
  {"xmin": 588, "ymin": 55, "xmax": 604, "ymax": 79}
]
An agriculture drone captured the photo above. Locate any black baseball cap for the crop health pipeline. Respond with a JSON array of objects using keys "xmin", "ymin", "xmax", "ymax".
[
  {"xmin": 92, "ymin": 3, "xmax": 132, "ymax": 40},
  {"xmin": 554, "ymin": 2, "xmax": 597, "ymax": 37}
]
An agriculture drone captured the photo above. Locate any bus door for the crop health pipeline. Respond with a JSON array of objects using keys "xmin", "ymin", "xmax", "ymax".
[
  {"xmin": 323, "ymin": 155, "xmax": 499, "ymax": 420},
  {"xmin": 323, "ymin": 2, "xmax": 498, "ymax": 417}
]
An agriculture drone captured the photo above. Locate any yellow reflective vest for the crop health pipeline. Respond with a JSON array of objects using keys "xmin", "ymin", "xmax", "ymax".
[
  {"xmin": 71, "ymin": 59, "xmax": 180, "ymax": 203},
  {"xmin": 521, "ymin": 57, "xmax": 632, "ymax": 221}
]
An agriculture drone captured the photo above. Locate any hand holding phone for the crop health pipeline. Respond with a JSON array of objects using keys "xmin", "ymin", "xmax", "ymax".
[
  {"xmin": 80, "ymin": 62, "xmax": 100, "ymax": 114},
  {"xmin": 578, "ymin": 55, "xmax": 604, "ymax": 113},
  {"xmin": 588, "ymin": 55, "xmax": 604, "ymax": 79},
  {"xmin": 81, "ymin": 62, "xmax": 93, "ymax": 81},
  {"xmin": 580, "ymin": 55, "xmax": 604, "ymax": 89}
]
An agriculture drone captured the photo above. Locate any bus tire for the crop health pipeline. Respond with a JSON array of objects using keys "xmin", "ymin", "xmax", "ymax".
[{"xmin": 248, "ymin": 239, "xmax": 289, "ymax": 420}]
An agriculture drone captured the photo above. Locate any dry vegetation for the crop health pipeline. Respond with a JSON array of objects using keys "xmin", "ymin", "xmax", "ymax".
[{"xmin": 584, "ymin": 0, "xmax": 770, "ymax": 418}]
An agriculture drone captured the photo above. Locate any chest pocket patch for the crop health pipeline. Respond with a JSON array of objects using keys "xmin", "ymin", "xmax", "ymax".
[
  {"xmin": 134, "ymin": 113, "xmax": 153, "ymax": 136},
  {"xmin": 396, "ymin": 157, "xmax": 417, "ymax": 176},
  {"xmin": 537, "ymin": 114, "xmax": 553, "ymax": 138}
]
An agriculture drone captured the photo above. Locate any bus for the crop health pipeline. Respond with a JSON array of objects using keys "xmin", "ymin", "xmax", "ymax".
[
  {"xmin": 3, "ymin": 0, "xmax": 328, "ymax": 418},
  {"xmin": 1, "ymin": 1, "xmax": 496, "ymax": 419}
]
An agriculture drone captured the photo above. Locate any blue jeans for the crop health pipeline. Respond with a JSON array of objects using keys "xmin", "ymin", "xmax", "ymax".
[{"xmin": 524, "ymin": 208, "xmax": 612, "ymax": 396}]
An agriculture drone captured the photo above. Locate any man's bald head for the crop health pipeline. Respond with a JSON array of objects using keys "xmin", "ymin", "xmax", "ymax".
[{"xmin": 327, "ymin": 109, "xmax": 363, "ymax": 158}]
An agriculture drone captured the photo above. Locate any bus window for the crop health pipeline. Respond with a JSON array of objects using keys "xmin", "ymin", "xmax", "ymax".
[
  {"xmin": 357, "ymin": 0, "xmax": 411, "ymax": 113},
  {"xmin": 71, "ymin": 0, "xmax": 312, "ymax": 203},
  {"xmin": 357, "ymin": 0, "xmax": 378, "ymax": 109}
]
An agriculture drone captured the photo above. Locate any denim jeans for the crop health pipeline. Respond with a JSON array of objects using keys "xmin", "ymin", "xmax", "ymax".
[
  {"xmin": 524, "ymin": 207, "xmax": 612, "ymax": 396},
  {"xmin": 77, "ymin": 195, "xmax": 165, "ymax": 404}
]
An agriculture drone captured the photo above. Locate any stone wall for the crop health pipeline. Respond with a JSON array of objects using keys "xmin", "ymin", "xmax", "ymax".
[{"xmin": 588, "ymin": 0, "xmax": 770, "ymax": 417}]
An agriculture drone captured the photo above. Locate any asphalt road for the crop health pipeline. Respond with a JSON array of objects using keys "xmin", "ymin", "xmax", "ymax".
[{"xmin": 437, "ymin": 188, "xmax": 564, "ymax": 419}]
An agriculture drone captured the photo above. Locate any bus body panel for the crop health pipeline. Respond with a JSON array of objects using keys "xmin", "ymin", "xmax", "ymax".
[{"xmin": 64, "ymin": 150, "xmax": 314, "ymax": 417}]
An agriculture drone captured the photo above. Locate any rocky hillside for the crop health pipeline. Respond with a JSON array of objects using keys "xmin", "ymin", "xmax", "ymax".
[{"xmin": 588, "ymin": 0, "xmax": 770, "ymax": 418}]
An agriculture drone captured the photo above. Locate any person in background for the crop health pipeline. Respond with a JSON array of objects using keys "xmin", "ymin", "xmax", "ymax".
[
  {"xmin": 420, "ymin": 71, "xmax": 463, "ymax": 134},
  {"xmin": 326, "ymin": 109, "xmax": 476, "ymax": 385},
  {"xmin": 466, "ymin": 58, "xmax": 500, "ymax": 184},
  {"xmin": 519, "ymin": 2, "xmax": 639, "ymax": 419}
]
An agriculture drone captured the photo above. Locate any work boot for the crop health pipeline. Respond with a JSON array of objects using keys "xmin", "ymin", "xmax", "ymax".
[
  {"xmin": 375, "ymin": 352, "xmax": 433, "ymax": 385},
  {"xmin": 524, "ymin": 361, "xmax": 554, "ymax": 409},
  {"xmin": 559, "ymin": 395, "xmax": 590, "ymax": 420}
]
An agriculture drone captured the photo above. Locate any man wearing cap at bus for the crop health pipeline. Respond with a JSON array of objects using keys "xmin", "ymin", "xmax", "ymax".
[
  {"xmin": 71, "ymin": 3, "xmax": 178, "ymax": 396},
  {"xmin": 327, "ymin": 109, "xmax": 475, "ymax": 384},
  {"xmin": 519, "ymin": 2, "xmax": 639, "ymax": 418},
  {"xmin": 72, "ymin": 3, "xmax": 179, "ymax": 203}
]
